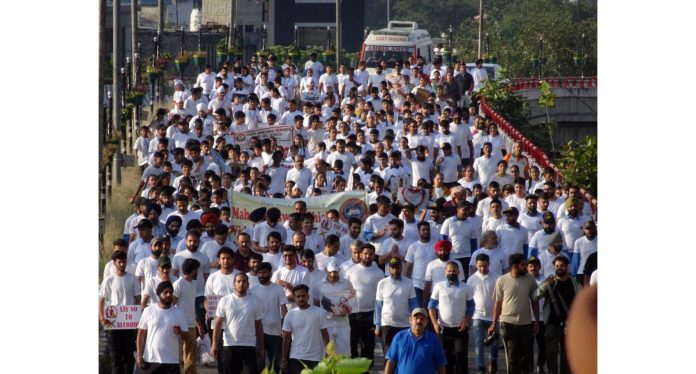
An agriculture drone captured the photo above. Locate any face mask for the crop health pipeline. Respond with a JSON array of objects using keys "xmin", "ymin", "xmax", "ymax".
[{"xmin": 446, "ymin": 274, "xmax": 458, "ymax": 283}]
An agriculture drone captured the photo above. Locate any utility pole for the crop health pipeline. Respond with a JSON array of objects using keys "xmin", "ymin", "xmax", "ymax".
[
  {"xmin": 131, "ymin": 0, "xmax": 138, "ymax": 79},
  {"xmin": 336, "ymin": 0, "xmax": 340, "ymax": 65},
  {"xmin": 158, "ymin": 0, "xmax": 164, "ymax": 33},
  {"xmin": 477, "ymin": 0, "xmax": 483, "ymax": 59},
  {"xmin": 113, "ymin": 0, "xmax": 123, "ymax": 185}
]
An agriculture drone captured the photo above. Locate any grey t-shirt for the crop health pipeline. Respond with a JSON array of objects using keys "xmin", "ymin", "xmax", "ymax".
[{"xmin": 493, "ymin": 273, "xmax": 538, "ymax": 325}]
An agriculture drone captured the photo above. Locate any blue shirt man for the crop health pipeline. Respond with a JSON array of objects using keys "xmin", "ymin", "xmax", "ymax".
[{"xmin": 385, "ymin": 307, "xmax": 447, "ymax": 374}]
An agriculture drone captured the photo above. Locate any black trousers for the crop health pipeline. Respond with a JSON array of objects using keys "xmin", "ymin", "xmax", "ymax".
[
  {"xmin": 500, "ymin": 322, "xmax": 534, "ymax": 374},
  {"xmin": 141, "ymin": 362, "xmax": 180, "ymax": 374},
  {"xmin": 440, "ymin": 326, "xmax": 469, "ymax": 374},
  {"xmin": 106, "ymin": 329, "xmax": 136, "ymax": 374},
  {"xmin": 384, "ymin": 325, "xmax": 408, "ymax": 347},
  {"xmin": 288, "ymin": 358, "xmax": 319, "ymax": 374},
  {"xmin": 348, "ymin": 311, "xmax": 376, "ymax": 359},
  {"xmin": 222, "ymin": 346, "xmax": 259, "ymax": 374},
  {"xmin": 534, "ymin": 321, "xmax": 547, "ymax": 370}
]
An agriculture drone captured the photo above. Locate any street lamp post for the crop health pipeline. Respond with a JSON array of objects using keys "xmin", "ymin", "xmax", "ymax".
[
  {"xmin": 136, "ymin": 43, "xmax": 142, "ymax": 85},
  {"xmin": 294, "ymin": 25, "xmax": 299, "ymax": 47},
  {"xmin": 180, "ymin": 26, "xmax": 185, "ymax": 56},
  {"xmin": 537, "ymin": 37, "xmax": 544, "ymax": 79},
  {"xmin": 326, "ymin": 26, "xmax": 331, "ymax": 51},
  {"xmin": 262, "ymin": 23, "xmax": 267, "ymax": 50},
  {"xmin": 447, "ymin": 25, "xmax": 453, "ymax": 67}
]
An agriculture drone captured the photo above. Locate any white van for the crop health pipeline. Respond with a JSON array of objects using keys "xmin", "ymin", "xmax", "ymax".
[{"xmin": 360, "ymin": 21, "xmax": 433, "ymax": 74}]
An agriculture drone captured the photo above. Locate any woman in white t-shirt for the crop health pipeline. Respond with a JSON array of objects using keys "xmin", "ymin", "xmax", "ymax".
[{"xmin": 482, "ymin": 123, "xmax": 507, "ymax": 158}]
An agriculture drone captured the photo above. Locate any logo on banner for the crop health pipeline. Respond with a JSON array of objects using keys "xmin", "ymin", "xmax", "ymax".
[{"xmin": 339, "ymin": 198, "xmax": 367, "ymax": 222}]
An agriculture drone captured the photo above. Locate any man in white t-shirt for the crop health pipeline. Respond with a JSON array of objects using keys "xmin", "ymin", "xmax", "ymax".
[
  {"xmin": 250, "ymin": 261, "xmax": 288, "ymax": 371},
  {"xmin": 318, "ymin": 64, "xmax": 339, "ymax": 95},
  {"xmin": 195, "ymin": 64, "xmax": 216, "ymax": 96},
  {"xmin": 496, "ymin": 207, "xmax": 529, "ymax": 258},
  {"xmin": 374, "ymin": 257, "xmax": 418, "ymax": 352},
  {"xmin": 427, "ymin": 261, "xmax": 474, "ymax": 374},
  {"xmin": 440, "ymin": 200, "xmax": 477, "ymax": 278},
  {"xmin": 466, "ymin": 253, "xmax": 500, "ymax": 373},
  {"xmin": 404, "ymin": 222, "xmax": 438, "ymax": 306},
  {"xmin": 99, "ymin": 250, "xmax": 141, "ymax": 373},
  {"xmin": 211, "ymin": 273, "xmax": 264, "ymax": 374},
  {"xmin": 572, "ymin": 220, "xmax": 597, "ymax": 284},
  {"xmin": 172, "ymin": 229, "xmax": 210, "ymax": 339},
  {"xmin": 471, "ymin": 59, "xmax": 489, "ymax": 92},
  {"xmin": 272, "ymin": 246, "xmax": 310, "ymax": 311},
  {"xmin": 469, "ymin": 230, "xmax": 508, "ymax": 278},
  {"xmin": 362, "ymin": 196, "xmax": 397, "ymax": 248},
  {"xmin": 376, "ymin": 218, "xmax": 414, "ymax": 276},
  {"xmin": 173, "ymin": 258, "xmax": 205, "ymax": 374},
  {"xmin": 281, "ymin": 284, "xmax": 330, "ymax": 374},
  {"xmin": 312, "ymin": 261, "xmax": 354, "ymax": 356},
  {"xmin": 136, "ymin": 281, "xmax": 188, "ymax": 373},
  {"xmin": 344, "ymin": 243, "xmax": 384, "ymax": 361},
  {"xmin": 423, "ymin": 240, "xmax": 465, "ymax": 304}
]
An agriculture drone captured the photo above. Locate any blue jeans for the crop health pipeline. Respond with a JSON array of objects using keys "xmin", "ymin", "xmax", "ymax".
[{"xmin": 473, "ymin": 319, "xmax": 499, "ymax": 370}]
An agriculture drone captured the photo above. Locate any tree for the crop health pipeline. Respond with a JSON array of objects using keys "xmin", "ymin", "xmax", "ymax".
[
  {"xmin": 453, "ymin": 0, "xmax": 597, "ymax": 78},
  {"xmin": 538, "ymin": 80, "xmax": 557, "ymax": 156},
  {"xmin": 557, "ymin": 136, "xmax": 597, "ymax": 196}
]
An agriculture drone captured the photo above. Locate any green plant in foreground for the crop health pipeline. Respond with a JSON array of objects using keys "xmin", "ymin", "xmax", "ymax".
[{"xmin": 263, "ymin": 341, "xmax": 372, "ymax": 374}]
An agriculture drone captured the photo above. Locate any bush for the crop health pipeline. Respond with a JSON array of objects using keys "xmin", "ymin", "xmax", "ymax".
[{"xmin": 557, "ymin": 135, "xmax": 597, "ymax": 196}]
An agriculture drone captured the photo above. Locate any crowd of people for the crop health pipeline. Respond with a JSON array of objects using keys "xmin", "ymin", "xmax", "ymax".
[{"xmin": 100, "ymin": 52, "xmax": 598, "ymax": 374}]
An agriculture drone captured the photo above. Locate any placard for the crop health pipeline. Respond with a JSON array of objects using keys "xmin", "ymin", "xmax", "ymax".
[
  {"xmin": 206, "ymin": 295, "xmax": 222, "ymax": 319},
  {"xmin": 103, "ymin": 305, "xmax": 142, "ymax": 330},
  {"xmin": 319, "ymin": 289, "xmax": 356, "ymax": 317}
]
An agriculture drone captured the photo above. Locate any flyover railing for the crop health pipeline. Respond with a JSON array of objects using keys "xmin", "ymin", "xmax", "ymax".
[{"xmin": 480, "ymin": 76, "xmax": 598, "ymax": 218}]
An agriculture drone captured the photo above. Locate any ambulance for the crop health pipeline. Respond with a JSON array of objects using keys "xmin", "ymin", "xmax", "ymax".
[{"xmin": 359, "ymin": 21, "xmax": 434, "ymax": 74}]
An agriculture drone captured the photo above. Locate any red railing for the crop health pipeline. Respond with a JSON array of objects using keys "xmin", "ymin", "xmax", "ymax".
[
  {"xmin": 510, "ymin": 76, "xmax": 597, "ymax": 90},
  {"xmin": 480, "ymin": 76, "xmax": 598, "ymax": 218}
]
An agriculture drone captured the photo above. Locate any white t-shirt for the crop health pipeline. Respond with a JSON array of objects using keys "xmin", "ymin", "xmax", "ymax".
[
  {"xmin": 100, "ymin": 272, "xmax": 140, "ymax": 306},
  {"xmin": 424, "ymin": 258, "xmax": 465, "ymax": 285},
  {"xmin": 404, "ymin": 240, "xmax": 438, "ymax": 289},
  {"xmin": 271, "ymin": 266, "xmax": 310, "ymax": 310},
  {"xmin": 135, "ymin": 257, "xmax": 159, "ymax": 281},
  {"xmin": 468, "ymin": 248, "xmax": 507, "ymax": 278},
  {"xmin": 473, "ymin": 155, "xmax": 500, "ymax": 188},
  {"xmin": 466, "ymin": 271, "xmax": 498, "ymax": 321},
  {"xmin": 215, "ymin": 293, "xmax": 263, "ymax": 346},
  {"xmin": 558, "ymin": 215, "xmax": 590, "ymax": 250},
  {"xmin": 573, "ymin": 236, "xmax": 597, "ymax": 275},
  {"xmin": 172, "ymin": 250, "xmax": 210, "ymax": 297},
  {"xmin": 377, "ymin": 236, "xmax": 414, "ymax": 276},
  {"xmin": 248, "ymin": 282, "xmax": 287, "ymax": 336},
  {"xmin": 430, "ymin": 281, "xmax": 474, "ymax": 327},
  {"xmin": 495, "ymin": 224, "xmax": 529, "ymax": 258},
  {"xmin": 363, "ymin": 213, "xmax": 397, "ymax": 246},
  {"xmin": 137, "ymin": 304, "xmax": 188, "ymax": 364},
  {"xmin": 409, "ymin": 157, "xmax": 434, "ymax": 186},
  {"xmin": 204, "ymin": 269, "xmax": 239, "ymax": 298},
  {"xmin": 143, "ymin": 275, "xmax": 177, "ymax": 306},
  {"xmin": 282, "ymin": 305, "xmax": 329, "ymax": 361},
  {"xmin": 173, "ymin": 277, "xmax": 197, "ymax": 326},
  {"xmin": 345, "ymin": 263, "xmax": 384, "ymax": 312},
  {"xmin": 440, "ymin": 217, "xmax": 476, "ymax": 258},
  {"xmin": 253, "ymin": 221, "xmax": 287, "ymax": 248},
  {"xmin": 313, "ymin": 279, "xmax": 353, "ymax": 328},
  {"xmin": 375, "ymin": 276, "xmax": 416, "ymax": 328},
  {"xmin": 518, "ymin": 211, "xmax": 543, "ymax": 243}
]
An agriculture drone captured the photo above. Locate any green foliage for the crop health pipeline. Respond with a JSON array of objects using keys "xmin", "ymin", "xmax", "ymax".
[
  {"xmin": 477, "ymin": 80, "xmax": 530, "ymax": 127},
  {"xmin": 538, "ymin": 80, "xmax": 555, "ymax": 108},
  {"xmin": 453, "ymin": 0, "xmax": 596, "ymax": 78},
  {"xmin": 392, "ymin": 0, "xmax": 477, "ymax": 37},
  {"xmin": 557, "ymin": 136, "xmax": 597, "ymax": 196},
  {"xmin": 265, "ymin": 341, "xmax": 372, "ymax": 374}
]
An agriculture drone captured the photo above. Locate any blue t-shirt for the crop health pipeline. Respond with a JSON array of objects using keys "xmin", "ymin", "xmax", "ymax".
[{"xmin": 385, "ymin": 328, "xmax": 447, "ymax": 373}]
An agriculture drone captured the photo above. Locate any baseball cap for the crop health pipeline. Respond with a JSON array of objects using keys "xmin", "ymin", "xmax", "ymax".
[
  {"xmin": 150, "ymin": 237, "xmax": 164, "ymax": 246},
  {"xmin": 326, "ymin": 261, "xmax": 340, "ymax": 273},
  {"xmin": 158, "ymin": 256, "xmax": 172, "ymax": 268},
  {"xmin": 527, "ymin": 256, "xmax": 540, "ymax": 265},
  {"xmin": 503, "ymin": 207, "xmax": 519, "ymax": 215},
  {"xmin": 411, "ymin": 307, "xmax": 428, "ymax": 317},
  {"xmin": 388, "ymin": 257, "xmax": 402, "ymax": 267}
]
